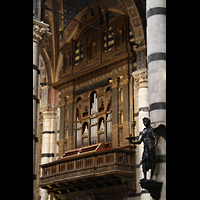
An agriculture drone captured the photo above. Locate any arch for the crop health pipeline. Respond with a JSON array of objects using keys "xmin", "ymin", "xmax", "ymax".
[
  {"xmin": 55, "ymin": 52, "xmax": 63, "ymax": 82},
  {"xmin": 106, "ymin": 86, "xmax": 111, "ymax": 93},
  {"xmin": 56, "ymin": 0, "xmax": 146, "ymax": 81},
  {"xmin": 76, "ymin": 97, "xmax": 82, "ymax": 103},
  {"xmin": 41, "ymin": 48, "xmax": 54, "ymax": 83},
  {"xmin": 61, "ymin": 0, "xmax": 146, "ymax": 45},
  {"xmin": 120, "ymin": 0, "xmax": 146, "ymax": 45}
]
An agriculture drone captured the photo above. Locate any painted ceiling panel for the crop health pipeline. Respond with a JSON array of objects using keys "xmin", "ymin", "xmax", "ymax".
[{"xmin": 63, "ymin": 0, "xmax": 103, "ymax": 27}]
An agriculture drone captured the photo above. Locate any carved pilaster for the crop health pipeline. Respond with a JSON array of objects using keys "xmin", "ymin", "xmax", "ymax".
[
  {"xmin": 132, "ymin": 68, "xmax": 148, "ymax": 90},
  {"xmin": 33, "ymin": 19, "xmax": 52, "ymax": 47}
]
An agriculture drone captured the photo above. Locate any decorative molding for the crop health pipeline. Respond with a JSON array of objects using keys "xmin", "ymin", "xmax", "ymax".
[{"xmin": 73, "ymin": 65, "xmax": 127, "ymax": 92}]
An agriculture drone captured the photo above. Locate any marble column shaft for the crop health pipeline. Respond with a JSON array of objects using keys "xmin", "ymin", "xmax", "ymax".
[
  {"xmin": 132, "ymin": 69, "xmax": 151, "ymax": 200},
  {"xmin": 147, "ymin": 0, "xmax": 166, "ymax": 127}
]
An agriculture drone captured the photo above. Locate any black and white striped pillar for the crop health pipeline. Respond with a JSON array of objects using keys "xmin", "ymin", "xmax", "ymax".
[
  {"xmin": 33, "ymin": 19, "xmax": 51, "ymax": 200},
  {"xmin": 147, "ymin": 0, "xmax": 166, "ymax": 127},
  {"xmin": 147, "ymin": 1, "xmax": 166, "ymax": 200},
  {"xmin": 40, "ymin": 86, "xmax": 59, "ymax": 200}
]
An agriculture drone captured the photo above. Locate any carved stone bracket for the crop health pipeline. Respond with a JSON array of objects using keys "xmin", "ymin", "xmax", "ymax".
[
  {"xmin": 132, "ymin": 68, "xmax": 148, "ymax": 90},
  {"xmin": 33, "ymin": 19, "xmax": 52, "ymax": 47}
]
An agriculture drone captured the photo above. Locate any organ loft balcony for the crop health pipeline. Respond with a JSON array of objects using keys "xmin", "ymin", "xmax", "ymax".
[{"xmin": 39, "ymin": 142, "xmax": 136, "ymax": 199}]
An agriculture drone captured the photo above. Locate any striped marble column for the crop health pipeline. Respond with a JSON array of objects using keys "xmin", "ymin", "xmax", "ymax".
[
  {"xmin": 147, "ymin": 0, "xmax": 166, "ymax": 127},
  {"xmin": 33, "ymin": 19, "xmax": 51, "ymax": 200},
  {"xmin": 40, "ymin": 86, "xmax": 58, "ymax": 200},
  {"xmin": 147, "ymin": 1, "xmax": 166, "ymax": 200},
  {"xmin": 41, "ymin": 107, "xmax": 57, "ymax": 164}
]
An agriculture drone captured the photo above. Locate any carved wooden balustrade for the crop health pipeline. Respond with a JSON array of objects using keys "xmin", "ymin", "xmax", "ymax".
[{"xmin": 39, "ymin": 147, "xmax": 135, "ymax": 194}]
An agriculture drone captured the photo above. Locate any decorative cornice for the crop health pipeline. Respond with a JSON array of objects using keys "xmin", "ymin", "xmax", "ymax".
[
  {"xmin": 132, "ymin": 68, "xmax": 148, "ymax": 89},
  {"xmin": 33, "ymin": 19, "xmax": 52, "ymax": 47}
]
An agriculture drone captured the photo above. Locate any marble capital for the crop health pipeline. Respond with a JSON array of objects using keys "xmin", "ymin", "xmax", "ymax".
[
  {"xmin": 40, "ymin": 105, "xmax": 58, "ymax": 115},
  {"xmin": 132, "ymin": 68, "xmax": 148, "ymax": 89},
  {"xmin": 33, "ymin": 19, "xmax": 52, "ymax": 47}
]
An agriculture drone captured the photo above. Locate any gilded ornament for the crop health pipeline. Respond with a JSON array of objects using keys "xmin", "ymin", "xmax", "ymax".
[
  {"xmin": 134, "ymin": 20, "xmax": 138, "ymax": 25},
  {"xmin": 127, "ymin": 0, "xmax": 131, "ymax": 5},
  {"xmin": 137, "ymin": 30, "xmax": 141, "ymax": 35},
  {"xmin": 131, "ymin": 9, "xmax": 135, "ymax": 15}
]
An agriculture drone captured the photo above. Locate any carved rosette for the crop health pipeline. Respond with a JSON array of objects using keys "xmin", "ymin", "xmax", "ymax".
[
  {"xmin": 33, "ymin": 19, "xmax": 52, "ymax": 47},
  {"xmin": 132, "ymin": 68, "xmax": 148, "ymax": 90}
]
